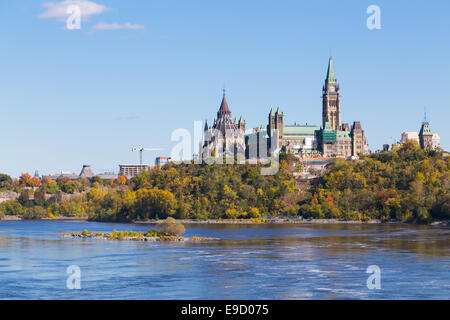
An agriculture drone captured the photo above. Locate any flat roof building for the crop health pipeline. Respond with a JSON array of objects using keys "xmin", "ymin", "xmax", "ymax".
[
  {"xmin": 401, "ymin": 132, "xmax": 420, "ymax": 144},
  {"xmin": 119, "ymin": 164, "xmax": 150, "ymax": 178}
]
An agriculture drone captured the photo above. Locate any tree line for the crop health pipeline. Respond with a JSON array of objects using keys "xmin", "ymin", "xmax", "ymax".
[{"xmin": 0, "ymin": 141, "xmax": 448, "ymax": 223}]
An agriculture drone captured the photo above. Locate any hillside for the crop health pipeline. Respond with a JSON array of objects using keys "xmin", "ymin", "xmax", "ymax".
[
  {"xmin": 1, "ymin": 141, "xmax": 448, "ymax": 223},
  {"xmin": 300, "ymin": 141, "xmax": 449, "ymax": 223}
]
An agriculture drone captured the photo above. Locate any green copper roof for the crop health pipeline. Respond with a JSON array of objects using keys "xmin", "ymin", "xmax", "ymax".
[
  {"xmin": 276, "ymin": 106, "xmax": 282, "ymax": 114},
  {"xmin": 322, "ymin": 122, "xmax": 336, "ymax": 141},
  {"xmin": 419, "ymin": 122, "xmax": 433, "ymax": 136},
  {"xmin": 283, "ymin": 125, "xmax": 320, "ymax": 138},
  {"xmin": 270, "ymin": 108, "xmax": 275, "ymax": 115},
  {"xmin": 326, "ymin": 57, "xmax": 337, "ymax": 84},
  {"xmin": 239, "ymin": 115, "xmax": 244, "ymax": 123}
]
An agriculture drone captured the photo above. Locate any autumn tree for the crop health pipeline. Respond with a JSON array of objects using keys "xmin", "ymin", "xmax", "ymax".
[
  {"xmin": 19, "ymin": 173, "xmax": 33, "ymax": 187},
  {"xmin": 158, "ymin": 217, "xmax": 185, "ymax": 235}
]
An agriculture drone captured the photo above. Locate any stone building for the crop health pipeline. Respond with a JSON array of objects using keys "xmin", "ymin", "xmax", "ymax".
[
  {"xmin": 268, "ymin": 107, "xmax": 284, "ymax": 149},
  {"xmin": 399, "ymin": 117, "xmax": 440, "ymax": 151},
  {"xmin": 322, "ymin": 57, "xmax": 341, "ymax": 131},
  {"xmin": 263, "ymin": 57, "xmax": 368, "ymax": 158},
  {"xmin": 281, "ymin": 124, "xmax": 320, "ymax": 156},
  {"xmin": 316, "ymin": 58, "xmax": 368, "ymax": 158},
  {"xmin": 203, "ymin": 57, "xmax": 369, "ymax": 160},
  {"xmin": 401, "ymin": 132, "xmax": 420, "ymax": 144},
  {"xmin": 419, "ymin": 120, "xmax": 440, "ymax": 151},
  {"xmin": 432, "ymin": 133, "xmax": 441, "ymax": 150},
  {"xmin": 202, "ymin": 90, "xmax": 246, "ymax": 160}
]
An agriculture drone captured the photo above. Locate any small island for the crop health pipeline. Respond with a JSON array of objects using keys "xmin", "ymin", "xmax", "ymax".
[{"xmin": 60, "ymin": 218, "xmax": 218, "ymax": 242}]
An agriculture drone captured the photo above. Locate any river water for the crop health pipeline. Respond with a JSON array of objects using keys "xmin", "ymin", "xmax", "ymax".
[{"xmin": 0, "ymin": 220, "xmax": 448, "ymax": 299}]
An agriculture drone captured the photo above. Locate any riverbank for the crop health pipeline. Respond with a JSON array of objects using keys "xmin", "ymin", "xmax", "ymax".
[
  {"xmin": 1, "ymin": 215, "xmax": 448, "ymax": 226},
  {"xmin": 133, "ymin": 218, "xmax": 386, "ymax": 225},
  {"xmin": 430, "ymin": 220, "xmax": 450, "ymax": 227},
  {"xmin": 0, "ymin": 216, "xmax": 383, "ymax": 224},
  {"xmin": 0, "ymin": 215, "xmax": 89, "ymax": 221}
]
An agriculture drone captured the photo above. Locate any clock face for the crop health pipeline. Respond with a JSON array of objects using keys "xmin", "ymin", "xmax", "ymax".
[{"xmin": 329, "ymin": 85, "xmax": 335, "ymax": 92}]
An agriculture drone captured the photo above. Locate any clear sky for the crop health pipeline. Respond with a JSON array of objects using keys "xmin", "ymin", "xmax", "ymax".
[{"xmin": 1, "ymin": 0, "xmax": 449, "ymax": 178}]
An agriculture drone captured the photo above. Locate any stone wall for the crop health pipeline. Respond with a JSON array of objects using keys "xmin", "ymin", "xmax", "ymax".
[{"xmin": 0, "ymin": 191, "xmax": 19, "ymax": 204}]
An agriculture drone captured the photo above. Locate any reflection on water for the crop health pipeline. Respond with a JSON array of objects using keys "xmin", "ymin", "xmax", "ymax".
[{"xmin": 0, "ymin": 221, "xmax": 448, "ymax": 299}]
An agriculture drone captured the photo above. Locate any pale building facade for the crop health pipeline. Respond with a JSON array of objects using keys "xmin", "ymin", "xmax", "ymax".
[
  {"xmin": 119, "ymin": 164, "xmax": 150, "ymax": 178},
  {"xmin": 401, "ymin": 132, "xmax": 420, "ymax": 144},
  {"xmin": 202, "ymin": 91, "xmax": 246, "ymax": 161}
]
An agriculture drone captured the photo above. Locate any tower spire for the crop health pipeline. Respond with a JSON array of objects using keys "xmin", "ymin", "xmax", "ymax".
[
  {"xmin": 218, "ymin": 88, "xmax": 231, "ymax": 115},
  {"xmin": 423, "ymin": 106, "xmax": 428, "ymax": 123},
  {"xmin": 326, "ymin": 56, "xmax": 336, "ymax": 84}
]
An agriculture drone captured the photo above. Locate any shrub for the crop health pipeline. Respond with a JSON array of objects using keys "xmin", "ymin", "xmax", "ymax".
[
  {"xmin": 224, "ymin": 208, "xmax": 239, "ymax": 219},
  {"xmin": 158, "ymin": 217, "xmax": 185, "ymax": 236},
  {"xmin": 107, "ymin": 230, "xmax": 143, "ymax": 239},
  {"xmin": 145, "ymin": 229, "xmax": 165, "ymax": 237},
  {"xmin": 248, "ymin": 207, "xmax": 260, "ymax": 218}
]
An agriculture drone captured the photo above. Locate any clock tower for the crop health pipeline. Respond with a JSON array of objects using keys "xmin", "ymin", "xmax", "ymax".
[{"xmin": 322, "ymin": 57, "xmax": 341, "ymax": 131}]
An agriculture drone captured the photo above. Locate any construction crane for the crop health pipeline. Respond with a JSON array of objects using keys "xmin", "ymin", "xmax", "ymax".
[{"xmin": 131, "ymin": 146, "xmax": 163, "ymax": 165}]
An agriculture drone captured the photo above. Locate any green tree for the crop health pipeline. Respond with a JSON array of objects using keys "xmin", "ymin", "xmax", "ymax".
[
  {"xmin": 0, "ymin": 174, "xmax": 13, "ymax": 190},
  {"xmin": 18, "ymin": 189, "xmax": 31, "ymax": 207},
  {"xmin": 34, "ymin": 187, "xmax": 46, "ymax": 206},
  {"xmin": 134, "ymin": 188, "xmax": 177, "ymax": 220},
  {"xmin": 0, "ymin": 200, "xmax": 23, "ymax": 216},
  {"xmin": 23, "ymin": 206, "xmax": 47, "ymax": 219}
]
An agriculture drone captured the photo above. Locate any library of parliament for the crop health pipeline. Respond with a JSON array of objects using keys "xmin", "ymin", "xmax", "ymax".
[{"xmin": 202, "ymin": 57, "xmax": 369, "ymax": 159}]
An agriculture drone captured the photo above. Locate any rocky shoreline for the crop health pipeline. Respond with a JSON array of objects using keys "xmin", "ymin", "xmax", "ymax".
[
  {"xmin": 1, "ymin": 216, "xmax": 89, "ymax": 221},
  {"xmin": 60, "ymin": 231, "xmax": 218, "ymax": 242},
  {"xmin": 2, "ymin": 216, "xmax": 384, "ymax": 224},
  {"xmin": 136, "ymin": 218, "xmax": 450, "ymax": 226},
  {"xmin": 134, "ymin": 218, "xmax": 386, "ymax": 225},
  {"xmin": 430, "ymin": 220, "xmax": 449, "ymax": 227}
]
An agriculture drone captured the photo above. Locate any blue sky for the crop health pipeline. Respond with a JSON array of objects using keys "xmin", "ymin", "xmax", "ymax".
[{"xmin": 0, "ymin": 0, "xmax": 449, "ymax": 177}]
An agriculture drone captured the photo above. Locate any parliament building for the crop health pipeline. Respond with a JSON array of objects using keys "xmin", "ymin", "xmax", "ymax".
[{"xmin": 202, "ymin": 57, "xmax": 369, "ymax": 160}]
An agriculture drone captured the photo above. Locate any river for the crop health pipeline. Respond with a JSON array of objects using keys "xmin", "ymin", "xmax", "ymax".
[{"xmin": 0, "ymin": 220, "xmax": 448, "ymax": 299}]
